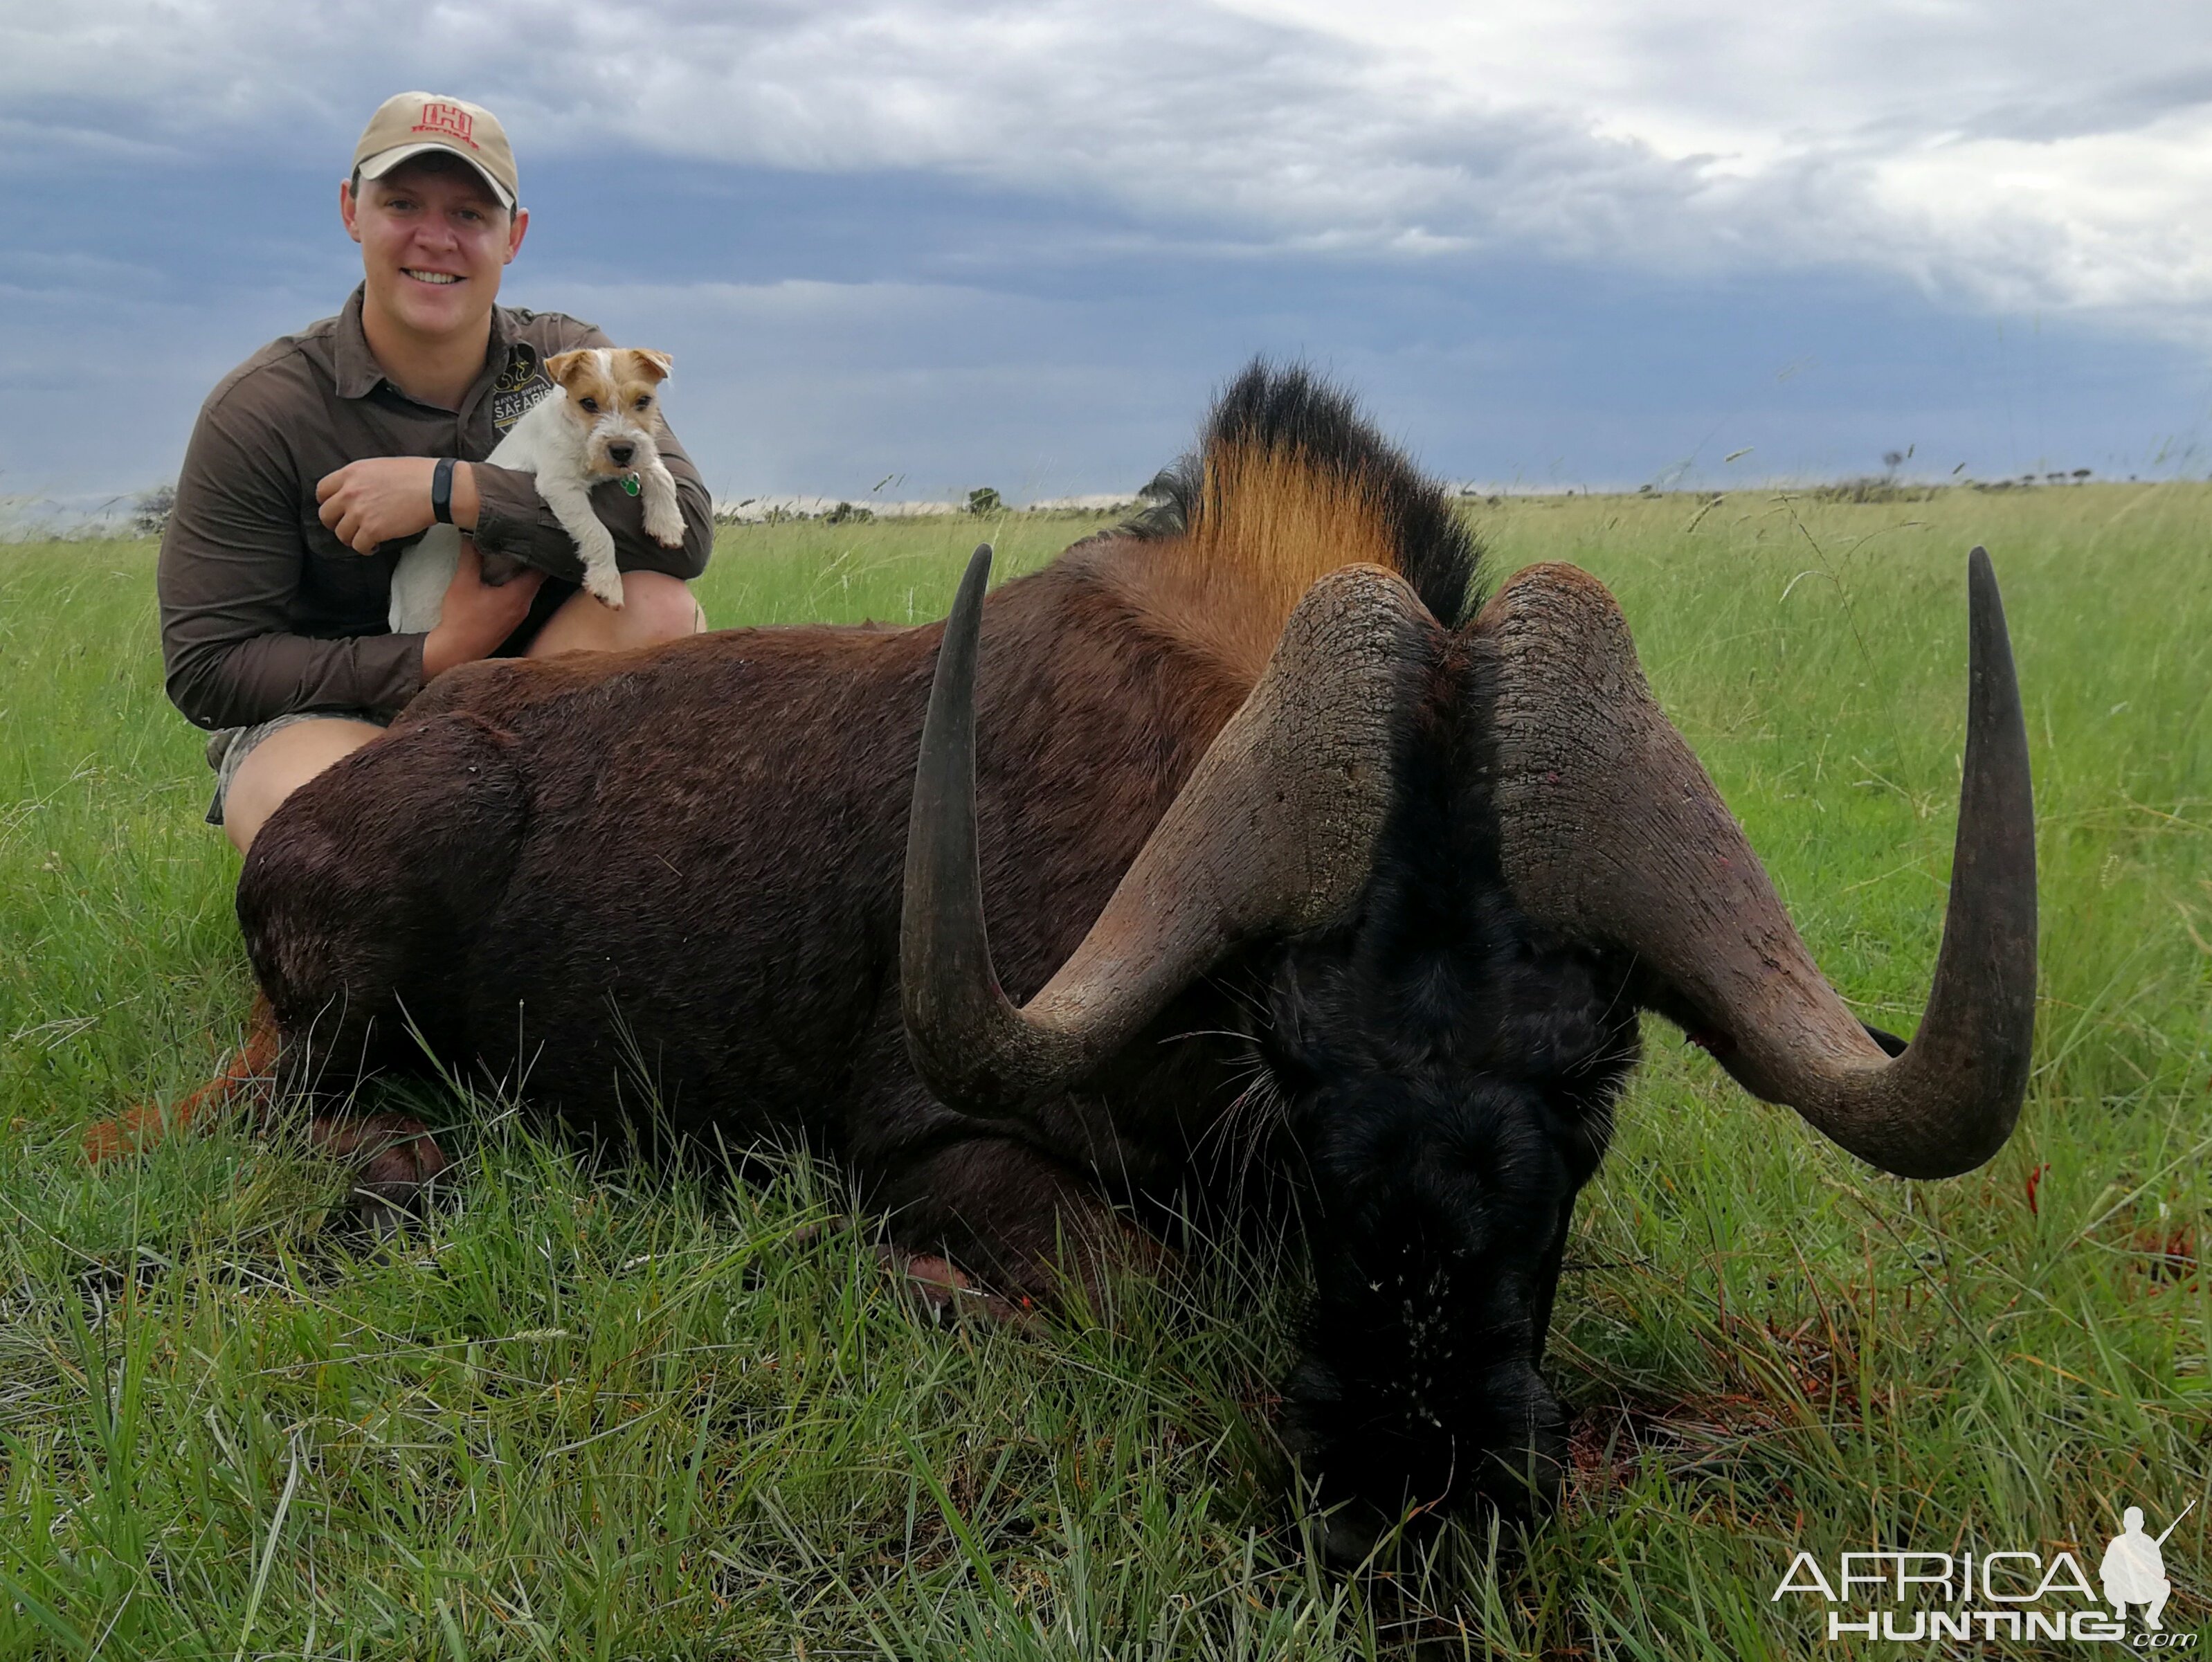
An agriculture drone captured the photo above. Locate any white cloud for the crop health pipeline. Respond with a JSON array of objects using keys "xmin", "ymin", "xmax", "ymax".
[{"xmin": 6, "ymin": 0, "xmax": 2209, "ymax": 327}]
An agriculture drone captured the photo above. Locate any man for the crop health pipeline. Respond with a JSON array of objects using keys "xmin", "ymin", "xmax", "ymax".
[
  {"xmin": 158, "ymin": 91, "xmax": 713, "ymax": 853},
  {"xmin": 2101, "ymin": 1506, "xmax": 2175, "ymax": 1630}
]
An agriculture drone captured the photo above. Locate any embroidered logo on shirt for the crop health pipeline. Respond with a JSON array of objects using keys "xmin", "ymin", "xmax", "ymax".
[{"xmin": 490, "ymin": 343, "xmax": 554, "ymax": 433}]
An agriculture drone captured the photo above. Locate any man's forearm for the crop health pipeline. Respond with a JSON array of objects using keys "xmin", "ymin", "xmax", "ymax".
[{"xmin": 163, "ymin": 624, "xmax": 427, "ymax": 732}]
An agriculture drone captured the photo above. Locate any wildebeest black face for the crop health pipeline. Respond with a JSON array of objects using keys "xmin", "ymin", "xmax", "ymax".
[{"xmin": 1259, "ymin": 733, "xmax": 1640, "ymax": 1560}]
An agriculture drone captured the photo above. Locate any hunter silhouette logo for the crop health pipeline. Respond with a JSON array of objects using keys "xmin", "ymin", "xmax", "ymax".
[
  {"xmin": 1773, "ymin": 1504, "xmax": 2197, "ymax": 1645},
  {"xmin": 2104, "ymin": 1503, "xmax": 2191, "ymax": 1633}
]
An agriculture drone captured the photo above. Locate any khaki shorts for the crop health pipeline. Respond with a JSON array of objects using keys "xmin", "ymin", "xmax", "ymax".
[{"xmin": 203, "ymin": 710, "xmax": 389, "ymax": 827}]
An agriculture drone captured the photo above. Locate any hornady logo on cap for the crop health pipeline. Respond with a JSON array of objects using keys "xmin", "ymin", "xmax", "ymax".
[{"xmin": 413, "ymin": 102, "xmax": 478, "ymax": 149}]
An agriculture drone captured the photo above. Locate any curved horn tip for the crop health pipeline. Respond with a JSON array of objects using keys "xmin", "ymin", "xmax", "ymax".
[
  {"xmin": 962, "ymin": 541, "xmax": 994, "ymax": 598},
  {"xmin": 1480, "ymin": 539, "xmax": 2037, "ymax": 1183},
  {"xmin": 1968, "ymin": 543, "xmax": 1997, "ymax": 611}
]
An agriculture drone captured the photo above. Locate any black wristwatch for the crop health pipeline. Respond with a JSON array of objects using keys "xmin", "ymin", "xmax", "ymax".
[{"xmin": 430, "ymin": 456, "xmax": 457, "ymax": 525}]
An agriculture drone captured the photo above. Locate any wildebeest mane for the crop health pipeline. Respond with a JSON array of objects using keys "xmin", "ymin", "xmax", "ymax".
[{"xmin": 1125, "ymin": 361, "xmax": 1483, "ymax": 633}]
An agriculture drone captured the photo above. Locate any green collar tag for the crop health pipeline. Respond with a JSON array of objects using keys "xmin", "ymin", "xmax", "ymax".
[{"xmin": 622, "ymin": 473, "xmax": 642, "ymax": 497}]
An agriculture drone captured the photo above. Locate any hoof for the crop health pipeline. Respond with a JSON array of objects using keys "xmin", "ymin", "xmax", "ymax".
[
  {"xmin": 1318, "ymin": 1503, "xmax": 1386, "ymax": 1570},
  {"xmin": 309, "ymin": 1112, "xmax": 450, "ymax": 1231}
]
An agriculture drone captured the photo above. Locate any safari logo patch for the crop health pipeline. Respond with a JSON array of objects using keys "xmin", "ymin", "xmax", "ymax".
[{"xmin": 491, "ymin": 342, "xmax": 553, "ymax": 433}]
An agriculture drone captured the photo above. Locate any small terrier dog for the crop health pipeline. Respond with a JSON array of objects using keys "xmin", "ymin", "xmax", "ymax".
[{"xmin": 389, "ymin": 347, "xmax": 686, "ymax": 633}]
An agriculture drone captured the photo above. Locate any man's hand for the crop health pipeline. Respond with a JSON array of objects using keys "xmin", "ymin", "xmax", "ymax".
[
  {"xmin": 316, "ymin": 457, "xmax": 480, "ymax": 552},
  {"xmin": 421, "ymin": 538, "xmax": 546, "ymax": 678}
]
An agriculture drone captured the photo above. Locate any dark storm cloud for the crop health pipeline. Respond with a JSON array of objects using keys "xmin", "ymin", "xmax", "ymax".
[{"xmin": 2, "ymin": 1, "xmax": 2208, "ymax": 507}]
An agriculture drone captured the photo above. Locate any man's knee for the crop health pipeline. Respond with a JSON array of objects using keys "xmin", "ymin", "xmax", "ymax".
[
  {"xmin": 528, "ymin": 571, "xmax": 703, "ymax": 658},
  {"xmin": 222, "ymin": 718, "xmax": 386, "ymax": 854},
  {"xmin": 619, "ymin": 570, "xmax": 707, "ymax": 640}
]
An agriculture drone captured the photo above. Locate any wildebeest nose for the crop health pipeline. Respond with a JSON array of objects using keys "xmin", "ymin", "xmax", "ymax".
[{"xmin": 608, "ymin": 444, "xmax": 635, "ymax": 466}]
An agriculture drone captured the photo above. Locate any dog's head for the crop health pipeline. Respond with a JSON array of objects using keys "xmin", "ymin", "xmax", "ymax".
[{"xmin": 543, "ymin": 347, "xmax": 673, "ymax": 476}]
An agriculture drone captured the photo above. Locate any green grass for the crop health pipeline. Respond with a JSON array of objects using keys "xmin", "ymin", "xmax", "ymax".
[{"xmin": 1, "ymin": 486, "xmax": 2207, "ymax": 1658}]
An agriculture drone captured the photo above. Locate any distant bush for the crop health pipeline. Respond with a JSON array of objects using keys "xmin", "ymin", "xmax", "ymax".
[
  {"xmin": 824, "ymin": 502, "xmax": 873, "ymax": 525},
  {"xmin": 1971, "ymin": 468, "xmax": 2094, "ymax": 492},
  {"xmin": 1806, "ymin": 478, "xmax": 1938, "ymax": 505},
  {"xmin": 966, "ymin": 487, "xmax": 1002, "ymax": 516},
  {"xmin": 133, "ymin": 483, "xmax": 176, "ymax": 539}
]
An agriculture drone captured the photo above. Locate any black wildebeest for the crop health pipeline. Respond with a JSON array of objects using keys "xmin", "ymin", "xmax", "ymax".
[{"xmin": 110, "ymin": 366, "xmax": 2036, "ymax": 1555}]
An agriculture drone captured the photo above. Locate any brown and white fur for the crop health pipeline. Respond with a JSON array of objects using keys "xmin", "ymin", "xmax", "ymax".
[{"xmin": 388, "ymin": 347, "xmax": 686, "ymax": 631}]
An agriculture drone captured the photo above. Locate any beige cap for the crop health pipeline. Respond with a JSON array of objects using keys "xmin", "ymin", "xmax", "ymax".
[{"xmin": 352, "ymin": 91, "xmax": 518, "ymax": 210}]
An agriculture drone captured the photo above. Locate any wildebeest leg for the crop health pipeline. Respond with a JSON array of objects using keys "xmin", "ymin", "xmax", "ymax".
[
  {"xmin": 217, "ymin": 712, "xmax": 523, "ymax": 1227},
  {"xmin": 82, "ymin": 992, "xmax": 447, "ymax": 1225},
  {"xmin": 871, "ymin": 1136, "xmax": 1159, "ymax": 1321}
]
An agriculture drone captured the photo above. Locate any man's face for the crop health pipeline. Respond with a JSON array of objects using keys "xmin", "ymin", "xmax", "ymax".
[{"xmin": 341, "ymin": 159, "xmax": 527, "ymax": 343}]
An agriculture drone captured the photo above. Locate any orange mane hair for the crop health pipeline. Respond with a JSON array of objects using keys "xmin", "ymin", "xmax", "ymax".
[{"xmin": 1100, "ymin": 363, "xmax": 1483, "ymax": 683}]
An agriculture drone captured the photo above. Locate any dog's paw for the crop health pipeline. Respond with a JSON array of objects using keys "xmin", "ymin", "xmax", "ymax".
[
  {"xmin": 644, "ymin": 500, "xmax": 685, "ymax": 548},
  {"xmin": 582, "ymin": 563, "xmax": 627, "ymax": 610}
]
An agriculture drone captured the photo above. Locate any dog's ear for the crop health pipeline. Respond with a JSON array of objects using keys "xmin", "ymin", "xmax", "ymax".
[
  {"xmin": 545, "ymin": 350, "xmax": 592, "ymax": 388},
  {"xmin": 620, "ymin": 349, "xmax": 673, "ymax": 384}
]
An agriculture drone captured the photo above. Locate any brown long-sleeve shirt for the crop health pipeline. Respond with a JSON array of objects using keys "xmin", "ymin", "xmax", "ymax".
[{"xmin": 157, "ymin": 287, "xmax": 714, "ymax": 730}]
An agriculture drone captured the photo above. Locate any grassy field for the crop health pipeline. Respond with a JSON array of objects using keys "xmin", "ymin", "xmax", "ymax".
[{"xmin": 1, "ymin": 485, "xmax": 2207, "ymax": 1658}]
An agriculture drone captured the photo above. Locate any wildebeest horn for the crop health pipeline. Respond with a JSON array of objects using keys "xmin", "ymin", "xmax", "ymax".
[
  {"xmin": 1474, "ymin": 548, "xmax": 2036, "ymax": 1179},
  {"xmin": 903, "ymin": 544, "xmax": 1435, "ymax": 1117}
]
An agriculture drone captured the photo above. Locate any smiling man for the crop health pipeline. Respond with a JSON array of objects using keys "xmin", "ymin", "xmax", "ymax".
[{"xmin": 158, "ymin": 91, "xmax": 713, "ymax": 853}]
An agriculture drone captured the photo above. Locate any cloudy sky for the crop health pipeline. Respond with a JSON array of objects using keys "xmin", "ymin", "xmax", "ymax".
[{"xmin": 6, "ymin": 1, "xmax": 2212, "ymax": 512}]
